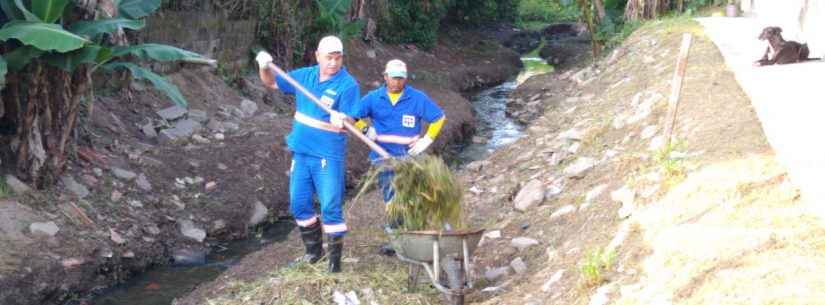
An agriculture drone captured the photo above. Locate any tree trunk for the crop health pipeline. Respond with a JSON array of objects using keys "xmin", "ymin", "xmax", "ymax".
[
  {"xmin": 577, "ymin": 0, "xmax": 603, "ymax": 57},
  {"xmin": 624, "ymin": 0, "xmax": 671, "ymax": 21},
  {"xmin": 594, "ymin": 0, "xmax": 607, "ymax": 23}
]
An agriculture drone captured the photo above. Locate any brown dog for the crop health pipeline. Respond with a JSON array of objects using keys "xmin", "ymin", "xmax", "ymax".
[{"xmin": 754, "ymin": 26, "xmax": 818, "ymax": 66}]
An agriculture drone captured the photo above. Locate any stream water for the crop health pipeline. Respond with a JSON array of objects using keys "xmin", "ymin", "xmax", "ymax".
[{"xmin": 84, "ymin": 56, "xmax": 552, "ymax": 305}]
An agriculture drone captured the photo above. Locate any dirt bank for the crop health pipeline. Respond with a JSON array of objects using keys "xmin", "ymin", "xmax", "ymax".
[
  {"xmin": 174, "ymin": 17, "xmax": 821, "ymax": 305},
  {"xmin": 0, "ymin": 28, "xmax": 520, "ymax": 305}
]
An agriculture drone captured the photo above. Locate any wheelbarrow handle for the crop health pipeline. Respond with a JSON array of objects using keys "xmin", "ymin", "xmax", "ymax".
[{"xmin": 267, "ymin": 63, "xmax": 392, "ymax": 160}]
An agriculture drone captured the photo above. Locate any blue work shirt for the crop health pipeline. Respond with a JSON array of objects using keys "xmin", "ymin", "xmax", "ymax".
[
  {"xmin": 275, "ymin": 65, "xmax": 360, "ymax": 161},
  {"xmin": 353, "ymin": 85, "xmax": 444, "ymax": 160}
]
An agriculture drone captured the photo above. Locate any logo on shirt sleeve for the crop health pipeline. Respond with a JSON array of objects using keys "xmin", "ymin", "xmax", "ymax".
[{"xmin": 402, "ymin": 115, "xmax": 416, "ymax": 128}]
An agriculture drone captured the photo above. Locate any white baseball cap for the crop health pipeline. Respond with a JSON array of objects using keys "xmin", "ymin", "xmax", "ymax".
[
  {"xmin": 384, "ymin": 59, "xmax": 407, "ymax": 78},
  {"xmin": 317, "ymin": 36, "xmax": 344, "ymax": 55}
]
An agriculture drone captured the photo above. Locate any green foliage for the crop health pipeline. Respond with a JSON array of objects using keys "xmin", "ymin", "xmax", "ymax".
[
  {"xmin": 32, "ymin": 0, "xmax": 68, "ymax": 23},
  {"xmin": 449, "ymin": 0, "xmax": 517, "ymax": 26},
  {"xmin": 3, "ymin": 46, "xmax": 42, "ymax": 71},
  {"xmin": 516, "ymin": 0, "xmax": 580, "ymax": 25},
  {"xmin": 69, "ymin": 18, "xmax": 146, "ymax": 39},
  {"xmin": 0, "ymin": 0, "xmax": 23, "ymax": 20},
  {"xmin": 0, "ymin": 176, "xmax": 8, "ymax": 198},
  {"xmin": 594, "ymin": 13, "xmax": 640, "ymax": 50},
  {"xmin": 378, "ymin": 0, "xmax": 450, "ymax": 50},
  {"xmin": 112, "ymin": 43, "xmax": 206, "ymax": 63},
  {"xmin": 579, "ymin": 248, "xmax": 616, "ymax": 287},
  {"xmin": 117, "ymin": 0, "xmax": 161, "ymax": 19},
  {"xmin": 684, "ymin": 0, "xmax": 713, "ymax": 15},
  {"xmin": 0, "ymin": 21, "xmax": 88, "ymax": 52},
  {"xmin": 0, "ymin": 55, "xmax": 5, "ymax": 86},
  {"xmin": 314, "ymin": 0, "xmax": 363, "ymax": 41},
  {"xmin": 44, "ymin": 45, "xmax": 104, "ymax": 72},
  {"xmin": 103, "ymin": 62, "xmax": 187, "ymax": 107},
  {"xmin": 13, "ymin": 0, "xmax": 39, "ymax": 21}
]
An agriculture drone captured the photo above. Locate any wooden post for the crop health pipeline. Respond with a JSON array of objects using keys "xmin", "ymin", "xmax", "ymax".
[{"xmin": 663, "ymin": 33, "xmax": 693, "ymax": 148}]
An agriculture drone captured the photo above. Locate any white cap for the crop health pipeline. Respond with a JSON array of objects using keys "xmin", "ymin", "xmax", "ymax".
[
  {"xmin": 317, "ymin": 36, "xmax": 344, "ymax": 55},
  {"xmin": 384, "ymin": 59, "xmax": 407, "ymax": 78}
]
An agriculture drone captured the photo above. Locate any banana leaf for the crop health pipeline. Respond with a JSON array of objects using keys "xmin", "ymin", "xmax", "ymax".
[
  {"xmin": 44, "ymin": 45, "xmax": 104, "ymax": 72},
  {"xmin": 32, "ymin": 0, "xmax": 68, "ymax": 23},
  {"xmin": 117, "ymin": 0, "xmax": 160, "ymax": 19},
  {"xmin": 0, "ymin": 21, "xmax": 88, "ymax": 52},
  {"xmin": 0, "ymin": 0, "xmax": 23, "ymax": 20},
  {"xmin": 0, "ymin": 55, "xmax": 6, "ymax": 88},
  {"xmin": 13, "ymin": 0, "xmax": 39, "ymax": 22},
  {"xmin": 69, "ymin": 18, "xmax": 145, "ymax": 39},
  {"xmin": 4, "ymin": 45, "xmax": 43, "ymax": 71},
  {"xmin": 103, "ymin": 62, "xmax": 187, "ymax": 107},
  {"xmin": 112, "ymin": 43, "xmax": 211, "ymax": 64}
]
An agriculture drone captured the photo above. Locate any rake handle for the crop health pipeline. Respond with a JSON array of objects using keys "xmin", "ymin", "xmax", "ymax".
[{"xmin": 267, "ymin": 63, "xmax": 391, "ymax": 159}]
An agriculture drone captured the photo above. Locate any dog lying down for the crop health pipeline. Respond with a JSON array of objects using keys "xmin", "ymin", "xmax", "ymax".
[{"xmin": 754, "ymin": 26, "xmax": 820, "ymax": 66}]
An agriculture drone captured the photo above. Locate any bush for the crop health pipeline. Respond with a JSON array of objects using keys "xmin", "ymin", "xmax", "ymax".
[
  {"xmin": 447, "ymin": 0, "xmax": 518, "ymax": 26},
  {"xmin": 377, "ymin": 1, "xmax": 451, "ymax": 49},
  {"xmin": 516, "ymin": 0, "xmax": 580, "ymax": 24}
]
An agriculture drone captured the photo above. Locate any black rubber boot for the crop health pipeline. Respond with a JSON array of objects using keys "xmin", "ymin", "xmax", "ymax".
[
  {"xmin": 296, "ymin": 222, "xmax": 324, "ymax": 264},
  {"xmin": 327, "ymin": 234, "xmax": 343, "ymax": 273}
]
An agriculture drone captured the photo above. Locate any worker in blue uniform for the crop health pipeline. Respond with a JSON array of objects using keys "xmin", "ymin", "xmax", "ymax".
[
  {"xmin": 256, "ymin": 36, "xmax": 359, "ymax": 273},
  {"xmin": 351, "ymin": 59, "xmax": 446, "ymax": 255}
]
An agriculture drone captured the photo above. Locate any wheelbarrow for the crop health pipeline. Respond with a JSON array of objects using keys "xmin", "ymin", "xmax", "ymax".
[{"xmin": 391, "ymin": 228, "xmax": 485, "ymax": 305}]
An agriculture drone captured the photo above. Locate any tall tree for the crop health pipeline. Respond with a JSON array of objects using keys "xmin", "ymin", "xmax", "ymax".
[{"xmin": 577, "ymin": 0, "xmax": 603, "ymax": 56}]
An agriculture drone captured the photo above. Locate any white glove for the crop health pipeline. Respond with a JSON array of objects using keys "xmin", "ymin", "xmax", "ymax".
[
  {"xmin": 366, "ymin": 127, "xmax": 377, "ymax": 140},
  {"xmin": 330, "ymin": 111, "xmax": 346, "ymax": 129},
  {"xmin": 255, "ymin": 51, "xmax": 272, "ymax": 69},
  {"xmin": 408, "ymin": 136, "xmax": 433, "ymax": 156}
]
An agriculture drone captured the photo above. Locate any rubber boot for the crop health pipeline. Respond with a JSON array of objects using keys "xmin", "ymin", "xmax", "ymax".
[
  {"xmin": 295, "ymin": 222, "xmax": 324, "ymax": 264},
  {"xmin": 327, "ymin": 234, "xmax": 343, "ymax": 273}
]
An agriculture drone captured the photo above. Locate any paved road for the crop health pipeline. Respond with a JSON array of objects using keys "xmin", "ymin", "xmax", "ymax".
[{"xmin": 697, "ymin": 17, "xmax": 825, "ymax": 216}]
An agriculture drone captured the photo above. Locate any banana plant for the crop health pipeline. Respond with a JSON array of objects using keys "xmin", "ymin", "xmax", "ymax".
[
  {"xmin": 0, "ymin": 0, "xmax": 211, "ymax": 107},
  {"xmin": 0, "ymin": 0, "xmax": 214, "ymax": 186}
]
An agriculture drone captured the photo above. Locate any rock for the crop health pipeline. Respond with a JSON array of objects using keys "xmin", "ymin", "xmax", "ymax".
[
  {"xmin": 544, "ymin": 183, "xmax": 564, "ymax": 199},
  {"xmin": 144, "ymin": 224, "xmax": 161, "ymax": 235},
  {"xmin": 217, "ymin": 163, "xmax": 228, "ymax": 171},
  {"xmin": 4, "ymin": 175, "xmax": 31, "ymax": 194},
  {"xmin": 61, "ymin": 258, "xmax": 85, "ymax": 268},
  {"xmin": 648, "ymin": 135, "xmax": 666, "ymax": 152},
  {"xmin": 611, "ymin": 186, "xmax": 636, "ymax": 219},
  {"xmin": 589, "ymin": 284, "xmax": 615, "ymax": 305},
  {"xmin": 513, "ymin": 180, "xmax": 545, "ymax": 212},
  {"xmin": 484, "ymin": 230, "xmax": 502, "ymax": 239},
  {"xmin": 484, "ymin": 266, "xmax": 510, "ymax": 281},
  {"xmin": 550, "ymin": 205, "xmax": 576, "ymax": 218},
  {"xmin": 178, "ymin": 219, "xmax": 206, "ymax": 242},
  {"xmin": 465, "ymin": 160, "xmax": 490, "ymax": 172},
  {"xmin": 586, "ymin": 184, "xmax": 609, "ymax": 202},
  {"xmin": 30, "ymin": 221, "xmax": 60, "ymax": 237},
  {"xmin": 568, "ymin": 142, "xmax": 581, "ymax": 154},
  {"xmin": 111, "ymin": 167, "xmax": 137, "ymax": 181},
  {"xmin": 93, "ymin": 168, "xmax": 103, "ymax": 177},
  {"xmin": 214, "ymin": 133, "xmax": 225, "ymax": 140},
  {"xmin": 172, "ymin": 247, "xmax": 207, "ymax": 266},
  {"xmin": 61, "ymin": 175, "xmax": 89, "ymax": 198},
  {"xmin": 159, "ymin": 119, "xmax": 203, "ymax": 143},
  {"xmin": 211, "ymin": 219, "xmax": 227, "ymax": 233},
  {"xmin": 366, "ymin": 49, "xmax": 377, "ymax": 58},
  {"xmin": 640, "ymin": 125, "xmax": 658, "ymax": 140},
  {"xmin": 221, "ymin": 122, "xmax": 240, "ymax": 132},
  {"xmin": 469, "ymin": 186, "xmax": 483, "ymax": 195},
  {"xmin": 205, "ymin": 181, "xmax": 217, "ymax": 192},
  {"xmin": 240, "ymin": 99, "xmax": 258, "ymax": 117},
  {"xmin": 557, "ymin": 128, "xmax": 583, "ymax": 141},
  {"xmin": 248, "ymin": 201, "xmax": 268, "ymax": 226},
  {"xmin": 81, "ymin": 174, "xmax": 98, "ymax": 186},
  {"xmin": 122, "ymin": 251, "xmax": 136, "ymax": 258},
  {"xmin": 111, "ymin": 190, "xmax": 123, "ymax": 202},
  {"xmin": 188, "ymin": 109, "xmax": 209, "ymax": 123},
  {"xmin": 141, "ymin": 122, "xmax": 157, "ymax": 138},
  {"xmin": 128, "ymin": 200, "xmax": 143, "ymax": 208},
  {"xmin": 563, "ymin": 157, "xmax": 597, "ymax": 178},
  {"xmin": 136, "ymin": 174, "xmax": 152, "ymax": 191},
  {"xmin": 511, "ymin": 237, "xmax": 540, "ymax": 251},
  {"xmin": 110, "ymin": 228, "xmax": 126, "ymax": 244},
  {"xmin": 541, "ymin": 270, "xmax": 566, "ymax": 292},
  {"xmin": 510, "ymin": 257, "xmax": 527, "ymax": 274},
  {"xmin": 192, "ymin": 134, "xmax": 210, "ymax": 144},
  {"xmin": 333, "ymin": 290, "xmax": 360, "ymax": 305},
  {"xmin": 193, "ymin": 176, "xmax": 204, "ymax": 184},
  {"xmin": 206, "ymin": 120, "xmax": 223, "ymax": 132},
  {"xmin": 157, "ymin": 105, "xmax": 187, "ymax": 121}
]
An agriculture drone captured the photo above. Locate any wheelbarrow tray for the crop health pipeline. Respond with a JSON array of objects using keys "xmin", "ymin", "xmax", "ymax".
[{"xmin": 391, "ymin": 228, "xmax": 485, "ymax": 262}]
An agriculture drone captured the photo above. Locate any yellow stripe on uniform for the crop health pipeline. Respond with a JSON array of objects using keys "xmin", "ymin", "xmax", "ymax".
[{"xmin": 426, "ymin": 116, "xmax": 445, "ymax": 140}]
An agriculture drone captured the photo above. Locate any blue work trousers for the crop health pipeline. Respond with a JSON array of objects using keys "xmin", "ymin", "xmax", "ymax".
[{"xmin": 289, "ymin": 153, "xmax": 347, "ymax": 236}]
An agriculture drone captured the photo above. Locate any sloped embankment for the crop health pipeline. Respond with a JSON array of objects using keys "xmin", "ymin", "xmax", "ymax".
[{"xmin": 463, "ymin": 17, "xmax": 820, "ymax": 305}]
